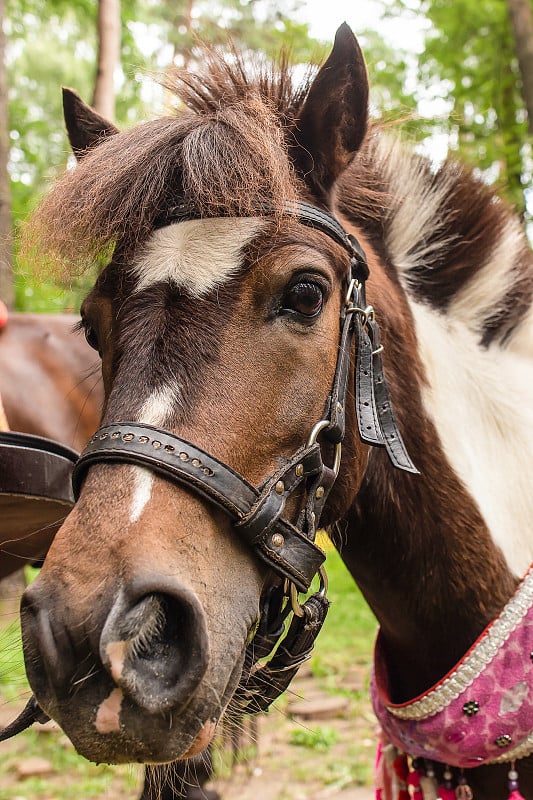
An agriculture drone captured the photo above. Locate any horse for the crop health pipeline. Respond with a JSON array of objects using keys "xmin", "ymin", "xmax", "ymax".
[{"xmin": 9, "ymin": 22, "xmax": 533, "ymax": 800}]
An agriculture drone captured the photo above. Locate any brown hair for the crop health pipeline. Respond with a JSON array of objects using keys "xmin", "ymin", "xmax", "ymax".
[{"xmin": 23, "ymin": 48, "xmax": 314, "ymax": 277}]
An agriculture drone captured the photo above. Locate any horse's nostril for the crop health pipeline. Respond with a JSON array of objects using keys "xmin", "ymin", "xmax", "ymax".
[
  {"xmin": 20, "ymin": 583, "xmax": 74, "ymax": 707},
  {"xmin": 100, "ymin": 584, "xmax": 209, "ymax": 714}
]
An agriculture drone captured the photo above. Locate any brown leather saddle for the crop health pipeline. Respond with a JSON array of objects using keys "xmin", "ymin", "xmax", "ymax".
[{"xmin": 0, "ymin": 432, "xmax": 78, "ymax": 578}]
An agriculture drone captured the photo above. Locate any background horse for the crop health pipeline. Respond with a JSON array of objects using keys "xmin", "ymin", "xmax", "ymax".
[
  {"xmin": 0, "ymin": 313, "xmax": 102, "ymax": 577},
  {"xmin": 0, "ymin": 312, "xmax": 102, "ymax": 450},
  {"xmin": 14, "ymin": 23, "xmax": 533, "ymax": 800}
]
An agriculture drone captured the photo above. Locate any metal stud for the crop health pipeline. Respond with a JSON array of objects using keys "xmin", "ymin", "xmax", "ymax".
[
  {"xmin": 123, "ymin": 433, "xmax": 134, "ymax": 441},
  {"xmin": 192, "ymin": 459, "xmax": 201, "ymax": 468},
  {"xmin": 295, "ymin": 464, "xmax": 304, "ymax": 477},
  {"xmin": 495, "ymin": 734, "xmax": 512, "ymax": 748},
  {"xmin": 271, "ymin": 533, "xmax": 284, "ymax": 548},
  {"xmin": 315, "ymin": 486, "xmax": 325, "ymax": 500},
  {"xmin": 462, "ymin": 701, "xmax": 479, "ymax": 717},
  {"xmin": 179, "ymin": 452, "xmax": 189, "ymax": 462},
  {"xmin": 152, "ymin": 440, "xmax": 162, "ymax": 449},
  {"xmin": 165, "ymin": 445, "xmax": 175, "ymax": 453},
  {"xmin": 139, "ymin": 436, "xmax": 149, "ymax": 444},
  {"xmin": 275, "ymin": 481, "xmax": 285, "ymax": 495}
]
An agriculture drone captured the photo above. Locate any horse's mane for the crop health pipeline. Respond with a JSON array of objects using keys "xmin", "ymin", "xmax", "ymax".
[
  {"xmin": 338, "ymin": 135, "xmax": 533, "ymax": 347},
  {"xmin": 24, "ymin": 48, "xmax": 314, "ymax": 275}
]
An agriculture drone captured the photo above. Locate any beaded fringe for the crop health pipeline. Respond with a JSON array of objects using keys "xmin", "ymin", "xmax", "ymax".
[{"xmin": 375, "ymin": 741, "xmax": 525, "ymax": 800}]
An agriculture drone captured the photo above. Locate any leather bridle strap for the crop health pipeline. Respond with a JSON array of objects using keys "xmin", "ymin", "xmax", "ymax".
[{"xmin": 73, "ymin": 425, "xmax": 326, "ymax": 592}]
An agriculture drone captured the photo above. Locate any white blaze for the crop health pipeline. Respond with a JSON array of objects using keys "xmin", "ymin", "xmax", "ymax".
[
  {"xmin": 128, "ymin": 217, "xmax": 264, "ymax": 522},
  {"xmin": 132, "ymin": 217, "xmax": 265, "ymax": 296},
  {"xmin": 129, "ymin": 386, "xmax": 178, "ymax": 523}
]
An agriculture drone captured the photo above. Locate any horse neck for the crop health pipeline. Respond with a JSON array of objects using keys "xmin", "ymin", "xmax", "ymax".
[{"xmin": 335, "ymin": 251, "xmax": 523, "ymax": 702}]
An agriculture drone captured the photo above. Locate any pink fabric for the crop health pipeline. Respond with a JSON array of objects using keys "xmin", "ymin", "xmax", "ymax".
[{"xmin": 371, "ymin": 569, "xmax": 533, "ymax": 768}]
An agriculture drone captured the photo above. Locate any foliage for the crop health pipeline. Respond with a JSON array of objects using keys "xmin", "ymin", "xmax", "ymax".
[
  {"xmin": 289, "ymin": 725, "xmax": 338, "ymax": 752},
  {"xmin": 386, "ymin": 0, "xmax": 532, "ymax": 219}
]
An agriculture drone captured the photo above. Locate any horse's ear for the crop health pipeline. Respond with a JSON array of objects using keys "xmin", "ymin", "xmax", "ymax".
[
  {"xmin": 292, "ymin": 23, "xmax": 369, "ymax": 200},
  {"xmin": 62, "ymin": 87, "xmax": 119, "ymax": 161}
]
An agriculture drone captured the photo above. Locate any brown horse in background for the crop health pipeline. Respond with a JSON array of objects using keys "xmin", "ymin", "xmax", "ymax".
[
  {"xmin": 0, "ymin": 313, "xmax": 102, "ymax": 576},
  {"xmin": 10, "ymin": 22, "xmax": 533, "ymax": 800},
  {"xmin": 0, "ymin": 312, "xmax": 102, "ymax": 450}
]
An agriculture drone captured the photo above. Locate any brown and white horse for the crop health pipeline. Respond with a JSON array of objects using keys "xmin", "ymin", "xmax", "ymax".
[{"xmin": 15, "ymin": 24, "xmax": 533, "ymax": 799}]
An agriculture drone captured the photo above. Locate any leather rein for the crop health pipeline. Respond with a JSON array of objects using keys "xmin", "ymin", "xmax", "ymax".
[{"xmin": 0, "ymin": 201, "xmax": 417, "ymax": 740}]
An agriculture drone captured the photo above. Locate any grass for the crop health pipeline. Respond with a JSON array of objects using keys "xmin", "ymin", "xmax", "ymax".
[
  {"xmin": 312, "ymin": 540, "xmax": 377, "ymax": 677},
  {"xmin": 0, "ymin": 540, "xmax": 377, "ymax": 798}
]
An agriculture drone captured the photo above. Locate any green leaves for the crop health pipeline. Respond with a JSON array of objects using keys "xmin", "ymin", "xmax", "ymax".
[{"xmin": 389, "ymin": 0, "xmax": 531, "ymax": 219}]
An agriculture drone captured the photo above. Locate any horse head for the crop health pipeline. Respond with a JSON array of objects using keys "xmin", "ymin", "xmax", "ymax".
[
  {"xmin": 19, "ymin": 22, "xmax": 533, "ymax": 794},
  {"xmin": 20, "ymin": 25, "xmax": 377, "ymax": 764}
]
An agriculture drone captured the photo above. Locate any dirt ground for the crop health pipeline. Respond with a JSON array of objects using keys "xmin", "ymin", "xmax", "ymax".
[{"xmin": 211, "ymin": 662, "xmax": 376, "ymax": 800}]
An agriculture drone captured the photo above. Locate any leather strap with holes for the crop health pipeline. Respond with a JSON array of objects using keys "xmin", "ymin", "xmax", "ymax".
[{"xmin": 73, "ymin": 423, "xmax": 326, "ymax": 591}]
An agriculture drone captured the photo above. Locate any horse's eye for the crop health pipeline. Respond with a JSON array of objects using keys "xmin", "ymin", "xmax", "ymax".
[
  {"xmin": 282, "ymin": 281, "xmax": 324, "ymax": 318},
  {"xmin": 84, "ymin": 324, "xmax": 99, "ymax": 351}
]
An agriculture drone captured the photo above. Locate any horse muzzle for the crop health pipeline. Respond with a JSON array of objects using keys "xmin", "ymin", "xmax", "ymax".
[{"xmin": 20, "ymin": 574, "xmax": 228, "ymax": 763}]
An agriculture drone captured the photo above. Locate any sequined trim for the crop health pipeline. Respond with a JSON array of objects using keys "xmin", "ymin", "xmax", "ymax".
[
  {"xmin": 387, "ymin": 568, "xmax": 533, "ymax": 721},
  {"xmin": 487, "ymin": 732, "xmax": 533, "ymax": 765}
]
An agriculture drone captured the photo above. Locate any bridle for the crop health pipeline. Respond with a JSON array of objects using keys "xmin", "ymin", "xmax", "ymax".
[{"xmin": 0, "ymin": 201, "xmax": 417, "ymax": 740}]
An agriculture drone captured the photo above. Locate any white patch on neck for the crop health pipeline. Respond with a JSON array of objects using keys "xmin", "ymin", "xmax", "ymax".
[
  {"xmin": 448, "ymin": 217, "xmax": 526, "ymax": 335},
  {"xmin": 410, "ymin": 299, "xmax": 533, "ymax": 576},
  {"xmin": 130, "ymin": 386, "xmax": 177, "ymax": 523},
  {"xmin": 374, "ymin": 137, "xmax": 457, "ymax": 278},
  {"xmin": 132, "ymin": 217, "xmax": 265, "ymax": 297}
]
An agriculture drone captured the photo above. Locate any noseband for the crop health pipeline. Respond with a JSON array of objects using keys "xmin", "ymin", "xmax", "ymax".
[{"xmin": 0, "ymin": 202, "xmax": 417, "ymax": 741}]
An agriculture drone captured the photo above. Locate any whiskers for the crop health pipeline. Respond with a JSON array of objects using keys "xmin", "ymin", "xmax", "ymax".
[{"xmin": 144, "ymin": 748, "xmax": 217, "ymax": 800}]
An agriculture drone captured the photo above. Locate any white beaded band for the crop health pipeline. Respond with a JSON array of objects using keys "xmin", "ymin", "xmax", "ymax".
[{"xmin": 387, "ymin": 567, "xmax": 533, "ymax": 721}]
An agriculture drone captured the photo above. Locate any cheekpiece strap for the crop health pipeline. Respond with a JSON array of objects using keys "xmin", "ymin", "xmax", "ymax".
[
  {"xmin": 355, "ymin": 313, "xmax": 383, "ymax": 447},
  {"xmin": 367, "ymin": 319, "xmax": 419, "ymax": 473}
]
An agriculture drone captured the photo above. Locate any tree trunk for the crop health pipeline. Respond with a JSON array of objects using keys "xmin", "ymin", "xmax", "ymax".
[
  {"xmin": 506, "ymin": 0, "xmax": 533, "ymax": 135},
  {"xmin": 92, "ymin": 0, "xmax": 121, "ymax": 121},
  {"xmin": 0, "ymin": 0, "xmax": 13, "ymax": 308}
]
